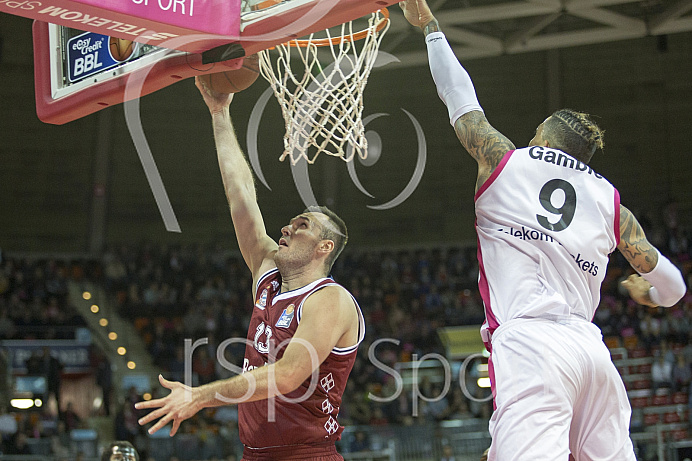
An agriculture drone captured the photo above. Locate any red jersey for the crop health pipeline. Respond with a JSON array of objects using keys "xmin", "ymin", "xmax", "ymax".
[{"xmin": 239, "ymin": 268, "xmax": 365, "ymax": 455}]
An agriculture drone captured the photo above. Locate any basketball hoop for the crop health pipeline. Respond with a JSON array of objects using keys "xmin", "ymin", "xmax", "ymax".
[{"xmin": 258, "ymin": 8, "xmax": 390, "ymax": 164}]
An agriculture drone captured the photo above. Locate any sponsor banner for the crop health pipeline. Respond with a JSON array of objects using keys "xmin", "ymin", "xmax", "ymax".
[
  {"xmin": 1, "ymin": 340, "xmax": 92, "ymax": 373},
  {"xmin": 67, "ymin": 30, "xmax": 132, "ymax": 82},
  {"xmin": 0, "ymin": 0, "xmax": 240, "ymax": 52},
  {"xmin": 72, "ymin": 0, "xmax": 229, "ymax": 34}
]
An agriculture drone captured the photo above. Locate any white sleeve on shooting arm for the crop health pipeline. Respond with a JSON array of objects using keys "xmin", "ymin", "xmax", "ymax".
[
  {"xmin": 640, "ymin": 250, "xmax": 687, "ymax": 307},
  {"xmin": 426, "ymin": 31, "xmax": 483, "ymax": 126}
]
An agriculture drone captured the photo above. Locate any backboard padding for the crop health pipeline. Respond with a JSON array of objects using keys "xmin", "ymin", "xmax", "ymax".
[
  {"xmin": 2, "ymin": 0, "xmax": 241, "ymax": 54},
  {"xmin": 27, "ymin": 0, "xmax": 400, "ymax": 124},
  {"xmin": 33, "ymin": 21, "xmax": 245, "ymax": 124}
]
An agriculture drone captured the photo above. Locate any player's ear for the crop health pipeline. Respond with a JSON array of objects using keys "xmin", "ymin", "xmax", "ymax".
[{"xmin": 318, "ymin": 239, "xmax": 335, "ymax": 255}]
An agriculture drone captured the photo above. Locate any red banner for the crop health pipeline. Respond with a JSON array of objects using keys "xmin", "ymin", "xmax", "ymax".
[{"xmin": 0, "ymin": 0, "xmax": 241, "ymax": 53}]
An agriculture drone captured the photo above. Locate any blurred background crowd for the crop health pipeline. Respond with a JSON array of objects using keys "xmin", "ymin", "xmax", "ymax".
[{"xmin": 0, "ymin": 204, "xmax": 690, "ymax": 460}]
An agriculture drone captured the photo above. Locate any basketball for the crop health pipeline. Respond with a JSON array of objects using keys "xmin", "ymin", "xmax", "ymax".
[
  {"xmin": 109, "ymin": 37, "xmax": 135, "ymax": 62},
  {"xmin": 198, "ymin": 54, "xmax": 260, "ymax": 94}
]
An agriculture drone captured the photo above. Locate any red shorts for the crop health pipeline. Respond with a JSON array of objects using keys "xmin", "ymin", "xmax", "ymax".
[{"xmin": 242, "ymin": 442, "xmax": 343, "ymax": 460}]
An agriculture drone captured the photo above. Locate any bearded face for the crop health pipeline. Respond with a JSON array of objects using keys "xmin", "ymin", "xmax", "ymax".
[
  {"xmin": 274, "ymin": 213, "xmax": 325, "ymax": 275},
  {"xmin": 274, "ymin": 236, "xmax": 318, "ymax": 274}
]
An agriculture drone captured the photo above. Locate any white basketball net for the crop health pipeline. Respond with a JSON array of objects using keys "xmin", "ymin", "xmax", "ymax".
[{"xmin": 258, "ymin": 11, "xmax": 390, "ymax": 164}]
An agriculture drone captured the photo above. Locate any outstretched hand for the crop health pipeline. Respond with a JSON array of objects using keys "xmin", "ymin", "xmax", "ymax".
[
  {"xmin": 195, "ymin": 76, "xmax": 234, "ymax": 115},
  {"xmin": 621, "ymin": 274, "xmax": 658, "ymax": 307},
  {"xmin": 135, "ymin": 374, "xmax": 202, "ymax": 437},
  {"xmin": 399, "ymin": 0, "xmax": 436, "ymax": 29}
]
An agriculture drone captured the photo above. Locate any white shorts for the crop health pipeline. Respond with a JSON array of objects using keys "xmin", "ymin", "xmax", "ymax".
[{"xmin": 487, "ymin": 318, "xmax": 636, "ymax": 461}]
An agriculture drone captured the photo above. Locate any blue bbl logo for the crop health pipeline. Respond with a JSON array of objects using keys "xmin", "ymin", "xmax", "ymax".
[{"xmin": 67, "ymin": 31, "xmax": 136, "ymax": 83}]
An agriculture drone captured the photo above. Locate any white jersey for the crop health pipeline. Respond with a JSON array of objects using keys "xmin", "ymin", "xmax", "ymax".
[{"xmin": 476, "ymin": 146, "xmax": 620, "ymax": 347}]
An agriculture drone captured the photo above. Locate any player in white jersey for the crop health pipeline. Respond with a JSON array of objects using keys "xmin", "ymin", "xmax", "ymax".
[{"xmin": 400, "ymin": 1, "xmax": 687, "ymax": 459}]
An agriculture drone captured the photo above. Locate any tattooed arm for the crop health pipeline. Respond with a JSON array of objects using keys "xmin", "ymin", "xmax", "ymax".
[
  {"xmin": 420, "ymin": 17, "xmax": 516, "ymax": 192},
  {"xmin": 617, "ymin": 205, "xmax": 658, "ymax": 273},
  {"xmin": 400, "ymin": 1, "xmax": 516, "ymax": 190},
  {"xmin": 453, "ymin": 112, "xmax": 516, "ymax": 192},
  {"xmin": 619, "ymin": 205, "xmax": 686, "ymax": 307},
  {"xmin": 618, "ymin": 205, "xmax": 659, "ymax": 307}
]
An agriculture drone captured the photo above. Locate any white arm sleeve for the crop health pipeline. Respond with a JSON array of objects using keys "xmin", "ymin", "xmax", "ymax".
[
  {"xmin": 640, "ymin": 250, "xmax": 687, "ymax": 307},
  {"xmin": 426, "ymin": 32, "xmax": 483, "ymax": 126}
]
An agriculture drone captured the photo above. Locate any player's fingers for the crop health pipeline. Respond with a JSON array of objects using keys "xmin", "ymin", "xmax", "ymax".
[
  {"xmin": 134, "ymin": 397, "xmax": 165, "ymax": 411},
  {"xmin": 159, "ymin": 374, "xmax": 174, "ymax": 389},
  {"xmin": 147, "ymin": 413, "xmax": 173, "ymax": 435},
  {"xmin": 138, "ymin": 406, "xmax": 169, "ymax": 426},
  {"xmin": 621, "ymin": 274, "xmax": 637, "ymax": 286},
  {"xmin": 170, "ymin": 418, "xmax": 182, "ymax": 437}
]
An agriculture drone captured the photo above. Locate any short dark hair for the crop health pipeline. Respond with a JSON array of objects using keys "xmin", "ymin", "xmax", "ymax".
[
  {"xmin": 304, "ymin": 205, "xmax": 348, "ymax": 272},
  {"xmin": 101, "ymin": 441, "xmax": 139, "ymax": 461},
  {"xmin": 543, "ymin": 109, "xmax": 605, "ymax": 163}
]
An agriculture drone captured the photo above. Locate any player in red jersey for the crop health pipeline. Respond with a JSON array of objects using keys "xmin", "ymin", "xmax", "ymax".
[{"xmin": 136, "ymin": 78, "xmax": 364, "ymax": 460}]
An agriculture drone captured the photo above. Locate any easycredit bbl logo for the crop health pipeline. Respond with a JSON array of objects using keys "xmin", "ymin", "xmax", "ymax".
[{"xmin": 67, "ymin": 31, "xmax": 138, "ymax": 82}]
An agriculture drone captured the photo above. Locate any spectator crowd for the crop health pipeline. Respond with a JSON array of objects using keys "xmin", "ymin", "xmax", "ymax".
[{"xmin": 0, "ymin": 203, "xmax": 690, "ymax": 459}]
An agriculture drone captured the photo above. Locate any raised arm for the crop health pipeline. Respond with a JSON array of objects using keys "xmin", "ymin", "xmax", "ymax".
[
  {"xmin": 196, "ymin": 78, "xmax": 278, "ymax": 278},
  {"xmin": 400, "ymin": 0, "xmax": 515, "ymax": 191},
  {"xmin": 618, "ymin": 205, "xmax": 686, "ymax": 307},
  {"xmin": 453, "ymin": 112, "xmax": 516, "ymax": 192}
]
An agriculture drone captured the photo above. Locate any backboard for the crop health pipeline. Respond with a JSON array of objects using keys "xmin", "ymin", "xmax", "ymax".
[
  {"xmin": 19, "ymin": 0, "xmax": 400, "ymax": 124},
  {"xmin": 32, "ymin": 21, "xmax": 238, "ymax": 124}
]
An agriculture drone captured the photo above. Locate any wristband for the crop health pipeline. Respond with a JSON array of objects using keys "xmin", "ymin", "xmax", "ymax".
[{"xmin": 641, "ymin": 250, "xmax": 687, "ymax": 307}]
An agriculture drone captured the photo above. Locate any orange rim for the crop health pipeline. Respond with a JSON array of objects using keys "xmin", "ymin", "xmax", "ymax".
[
  {"xmin": 285, "ymin": 8, "xmax": 389, "ymax": 48},
  {"xmin": 250, "ymin": 0, "xmax": 282, "ymax": 11}
]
